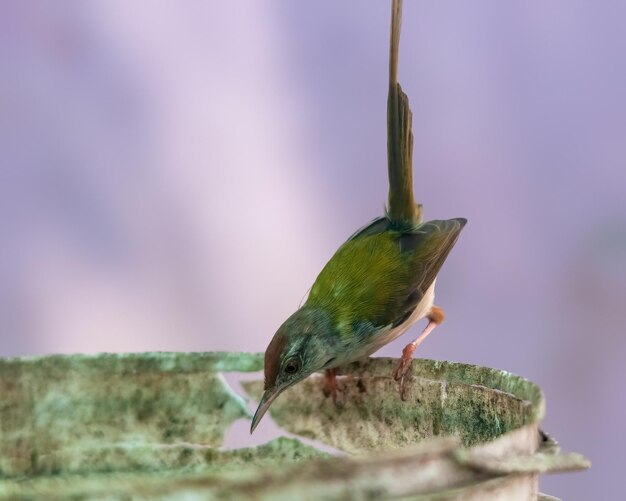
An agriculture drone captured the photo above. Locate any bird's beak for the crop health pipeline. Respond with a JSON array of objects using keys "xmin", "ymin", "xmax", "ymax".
[{"xmin": 250, "ymin": 386, "xmax": 284, "ymax": 433}]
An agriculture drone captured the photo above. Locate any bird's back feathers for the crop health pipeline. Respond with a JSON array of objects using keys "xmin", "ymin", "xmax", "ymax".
[{"xmin": 307, "ymin": 217, "xmax": 466, "ymax": 335}]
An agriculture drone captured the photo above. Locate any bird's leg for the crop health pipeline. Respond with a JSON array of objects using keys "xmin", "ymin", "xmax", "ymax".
[
  {"xmin": 393, "ymin": 305, "xmax": 445, "ymax": 399},
  {"xmin": 323, "ymin": 368, "xmax": 341, "ymax": 404}
]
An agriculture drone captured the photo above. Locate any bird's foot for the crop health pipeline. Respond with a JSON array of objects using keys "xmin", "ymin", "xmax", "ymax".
[
  {"xmin": 393, "ymin": 344, "xmax": 416, "ymax": 400},
  {"xmin": 323, "ymin": 368, "xmax": 344, "ymax": 406}
]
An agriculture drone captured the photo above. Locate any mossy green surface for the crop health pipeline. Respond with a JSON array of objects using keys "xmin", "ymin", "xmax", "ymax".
[
  {"xmin": 0, "ymin": 351, "xmax": 580, "ymax": 500},
  {"xmin": 0, "ymin": 351, "xmax": 264, "ymax": 376},
  {"xmin": 0, "ymin": 352, "xmax": 262, "ymax": 478},
  {"xmin": 243, "ymin": 357, "xmax": 540, "ymax": 453},
  {"xmin": 0, "ymin": 437, "xmax": 328, "ymax": 499}
]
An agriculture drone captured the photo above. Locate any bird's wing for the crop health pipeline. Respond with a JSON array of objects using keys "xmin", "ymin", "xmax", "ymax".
[
  {"xmin": 391, "ymin": 218, "xmax": 467, "ymax": 326},
  {"xmin": 307, "ymin": 218, "xmax": 466, "ymax": 331}
]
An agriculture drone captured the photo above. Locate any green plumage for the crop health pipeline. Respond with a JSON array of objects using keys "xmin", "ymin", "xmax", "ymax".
[{"xmin": 307, "ymin": 217, "xmax": 466, "ymax": 335}]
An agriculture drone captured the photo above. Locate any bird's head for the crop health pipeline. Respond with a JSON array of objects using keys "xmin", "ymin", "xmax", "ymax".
[{"xmin": 250, "ymin": 306, "xmax": 338, "ymax": 433}]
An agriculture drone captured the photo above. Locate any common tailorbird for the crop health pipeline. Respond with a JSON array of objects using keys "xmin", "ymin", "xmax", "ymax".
[{"xmin": 251, "ymin": 0, "xmax": 466, "ymax": 433}]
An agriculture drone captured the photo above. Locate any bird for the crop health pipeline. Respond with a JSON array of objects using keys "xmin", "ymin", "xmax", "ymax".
[{"xmin": 251, "ymin": 0, "xmax": 466, "ymax": 433}]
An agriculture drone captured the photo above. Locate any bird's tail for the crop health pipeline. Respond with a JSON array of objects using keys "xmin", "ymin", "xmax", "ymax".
[{"xmin": 386, "ymin": 0, "xmax": 421, "ymax": 226}]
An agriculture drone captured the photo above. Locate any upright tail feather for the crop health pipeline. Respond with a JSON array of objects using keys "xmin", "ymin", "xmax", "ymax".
[{"xmin": 387, "ymin": 0, "xmax": 421, "ymax": 225}]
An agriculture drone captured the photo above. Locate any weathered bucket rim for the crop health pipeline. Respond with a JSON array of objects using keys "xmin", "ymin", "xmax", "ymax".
[{"xmin": 0, "ymin": 351, "xmax": 545, "ymax": 424}]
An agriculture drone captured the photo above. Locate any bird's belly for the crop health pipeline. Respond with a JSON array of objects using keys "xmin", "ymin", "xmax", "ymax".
[{"xmin": 344, "ymin": 280, "xmax": 437, "ymax": 363}]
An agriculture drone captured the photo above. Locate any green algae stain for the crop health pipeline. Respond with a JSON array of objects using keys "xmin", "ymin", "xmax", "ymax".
[
  {"xmin": 0, "ymin": 354, "xmax": 258, "ymax": 478},
  {"xmin": 0, "ymin": 352, "xmax": 577, "ymax": 500},
  {"xmin": 0, "ymin": 438, "xmax": 329, "ymax": 500},
  {"xmin": 244, "ymin": 357, "xmax": 540, "ymax": 453}
]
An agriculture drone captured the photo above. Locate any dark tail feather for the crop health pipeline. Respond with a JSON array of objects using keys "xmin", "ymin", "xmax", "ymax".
[{"xmin": 387, "ymin": 0, "xmax": 419, "ymax": 225}]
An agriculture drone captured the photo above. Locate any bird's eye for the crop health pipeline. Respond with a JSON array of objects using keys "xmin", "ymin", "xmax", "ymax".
[{"xmin": 283, "ymin": 358, "xmax": 300, "ymax": 375}]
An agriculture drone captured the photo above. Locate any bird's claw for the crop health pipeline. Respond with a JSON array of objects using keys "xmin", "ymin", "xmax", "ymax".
[
  {"xmin": 393, "ymin": 359, "xmax": 412, "ymax": 400},
  {"xmin": 322, "ymin": 383, "xmax": 334, "ymax": 399},
  {"xmin": 392, "ymin": 358, "xmax": 410, "ymax": 381},
  {"xmin": 323, "ymin": 368, "xmax": 344, "ymax": 406},
  {"xmin": 393, "ymin": 345, "xmax": 416, "ymax": 400},
  {"xmin": 323, "ymin": 384, "xmax": 345, "ymax": 406},
  {"xmin": 326, "ymin": 388, "xmax": 344, "ymax": 406}
]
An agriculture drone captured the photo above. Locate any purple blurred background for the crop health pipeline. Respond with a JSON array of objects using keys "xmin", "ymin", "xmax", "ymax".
[{"xmin": 1, "ymin": 1, "xmax": 624, "ymax": 498}]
